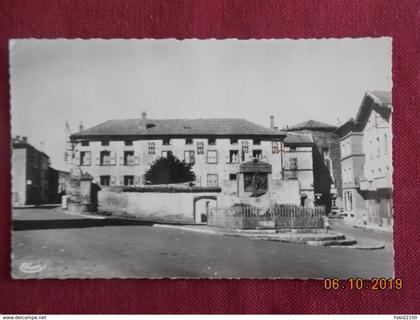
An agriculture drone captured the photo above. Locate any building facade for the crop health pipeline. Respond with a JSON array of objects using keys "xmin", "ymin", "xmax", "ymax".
[
  {"xmin": 12, "ymin": 136, "xmax": 50, "ymax": 206},
  {"xmin": 70, "ymin": 116, "xmax": 287, "ymax": 191},
  {"xmin": 337, "ymin": 91, "xmax": 392, "ymax": 227},
  {"xmin": 282, "ymin": 132, "xmax": 315, "ymax": 207},
  {"xmin": 284, "ymin": 120, "xmax": 342, "ymax": 213}
]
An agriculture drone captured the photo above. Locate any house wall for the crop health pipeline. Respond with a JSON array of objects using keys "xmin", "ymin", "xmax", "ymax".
[
  {"xmin": 360, "ymin": 111, "xmax": 393, "ymax": 227},
  {"xmin": 362, "ymin": 111, "xmax": 392, "ymax": 189},
  {"xmin": 12, "ymin": 148, "xmax": 27, "ymax": 206},
  {"xmin": 99, "ymin": 189, "xmax": 220, "ymax": 222},
  {"xmin": 282, "ymin": 146, "xmax": 314, "ymax": 206},
  {"xmin": 75, "ymin": 137, "xmax": 284, "ymax": 187}
]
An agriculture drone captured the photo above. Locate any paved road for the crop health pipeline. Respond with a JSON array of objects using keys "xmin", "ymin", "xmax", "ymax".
[{"xmin": 11, "ymin": 208, "xmax": 393, "ymax": 279}]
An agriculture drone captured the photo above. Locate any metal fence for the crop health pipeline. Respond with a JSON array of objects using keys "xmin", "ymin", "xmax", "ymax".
[{"xmin": 208, "ymin": 204, "xmax": 325, "ymax": 230}]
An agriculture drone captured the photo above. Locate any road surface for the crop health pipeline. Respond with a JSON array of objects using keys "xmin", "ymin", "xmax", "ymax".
[{"xmin": 11, "ymin": 208, "xmax": 394, "ymax": 279}]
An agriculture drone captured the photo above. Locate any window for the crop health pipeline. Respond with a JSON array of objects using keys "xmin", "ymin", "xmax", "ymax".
[
  {"xmin": 161, "ymin": 151, "xmax": 172, "ymax": 158},
  {"xmin": 100, "ymin": 151, "xmax": 111, "ymax": 165},
  {"xmin": 185, "ymin": 138, "xmax": 193, "ymax": 145},
  {"xmin": 229, "ymin": 150, "xmax": 239, "ymax": 164},
  {"xmin": 322, "ymin": 147, "xmax": 329, "ymax": 159},
  {"xmin": 369, "ymin": 140, "xmax": 374, "ymax": 159},
  {"xmin": 184, "ymin": 150, "xmax": 195, "ymax": 164},
  {"xmin": 241, "ymin": 141, "xmax": 249, "ymax": 153},
  {"xmin": 162, "ymin": 138, "xmax": 171, "ymax": 145},
  {"xmin": 124, "ymin": 175, "xmax": 134, "ymax": 186},
  {"xmin": 81, "ymin": 141, "xmax": 90, "ymax": 147},
  {"xmin": 101, "ymin": 141, "xmax": 109, "ymax": 146},
  {"xmin": 124, "ymin": 151, "xmax": 135, "ymax": 165},
  {"xmin": 289, "ymin": 157, "xmax": 298, "ymax": 170},
  {"xmin": 124, "ymin": 140, "xmax": 133, "ymax": 146},
  {"xmin": 376, "ymin": 137, "xmax": 380, "ymax": 157},
  {"xmin": 289, "ymin": 146, "xmax": 297, "ymax": 151},
  {"xmin": 148, "ymin": 142, "xmax": 155, "ymax": 155},
  {"xmin": 384, "ymin": 134, "xmax": 388, "ymax": 154},
  {"xmin": 272, "ymin": 141, "xmax": 279, "ymax": 154},
  {"xmin": 197, "ymin": 142, "xmax": 204, "ymax": 154},
  {"xmin": 341, "ymin": 142, "xmax": 346, "ymax": 156},
  {"xmin": 208, "ymin": 137, "xmax": 216, "ymax": 145},
  {"xmin": 207, "ymin": 174, "xmax": 218, "ymax": 187},
  {"xmin": 229, "ymin": 174, "xmax": 237, "ymax": 181},
  {"xmin": 253, "ymin": 139, "xmax": 261, "ymax": 145},
  {"xmin": 230, "ymin": 138, "xmax": 238, "ymax": 145},
  {"xmin": 207, "ymin": 150, "xmax": 218, "ymax": 164},
  {"xmin": 252, "ymin": 149, "xmax": 262, "ymax": 159},
  {"xmin": 80, "ymin": 151, "xmax": 91, "ymax": 166},
  {"xmin": 100, "ymin": 175, "xmax": 110, "ymax": 186}
]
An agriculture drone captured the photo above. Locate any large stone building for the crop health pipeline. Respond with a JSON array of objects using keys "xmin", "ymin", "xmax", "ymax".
[
  {"xmin": 337, "ymin": 91, "xmax": 392, "ymax": 227},
  {"xmin": 69, "ymin": 115, "xmax": 288, "ymax": 190},
  {"xmin": 283, "ymin": 120, "xmax": 342, "ymax": 213},
  {"xmin": 12, "ymin": 136, "xmax": 50, "ymax": 206}
]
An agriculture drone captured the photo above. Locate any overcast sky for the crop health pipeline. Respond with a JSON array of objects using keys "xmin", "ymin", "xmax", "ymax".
[{"xmin": 10, "ymin": 38, "xmax": 392, "ymax": 170}]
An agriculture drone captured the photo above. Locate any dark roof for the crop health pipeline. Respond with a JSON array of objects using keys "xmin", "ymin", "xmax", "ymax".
[
  {"xmin": 284, "ymin": 132, "xmax": 313, "ymax": 145},
  {"xmin": 337, "ymin": 91, "xmax": 392, "ymax": 136},
  {"xmin": 71, "ymin": 118, "xmax": 286, "ymax": 140},
  {"xmin": 12, "ymin": 142, "xmax": 50, "ymax": 159},
  {"xmin": 285, "ymin": 119, "xmax": 337, "ymax": 131}
]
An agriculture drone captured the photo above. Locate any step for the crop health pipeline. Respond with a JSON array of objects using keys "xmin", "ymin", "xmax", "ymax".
[{"xmin": 307, "ymin": 237, "xmax": 357, "ymax": 246}]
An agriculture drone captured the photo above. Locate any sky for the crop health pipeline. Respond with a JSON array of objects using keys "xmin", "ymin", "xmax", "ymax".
[{"xmin": 10, "ymin": 38, "xmax": 392, "ymax": 170}]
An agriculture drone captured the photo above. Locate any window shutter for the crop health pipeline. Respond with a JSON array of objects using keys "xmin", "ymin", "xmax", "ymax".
[
  {"xmin": 134, "ymin": 176, "xmax": 140, "ymax": 186},
  {"xmin": 111, "ymin": 176, "xmax": 116, "ymax": 186},
  {"xmin": 119, "ymin": 156, "xmax": 124, "ymax": 165},
  {"xmin": 119, "ymin": 176, "xmax": 124, "ymax": 185},
  {"xmin": 225, "ymin": 154, "xmax": 230, "ymax": 164},
  {"xmin": 74, "ymin": 153, "xmax": 80, "ymax": 166},
  {"xmin": 262, "ymin": 152, "xmax": 267, "ymax": 161},
  {"xmin": 85, "ymin": 152, "xmax": 91, "ymax": 166},
  {"xmin": 96, "ymin": 156, "xmax": 100, "ymax": 165},
  {"xmin": 111, "ymin": 153, "xmax": 116, "ymax": 166}
]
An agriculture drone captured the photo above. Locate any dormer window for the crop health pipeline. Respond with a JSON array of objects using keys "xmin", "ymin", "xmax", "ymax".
[
  {"xmin": 230, "ymin": 138, "xmax": 238, "ymax": 145},
  {"xmin": 185, "ymin": 138, "xmax": 193, "ymax": 145},
  {"xmin": 208, "ymin": 137, "xmax": 216, "ymax": 145},
  {"xmin": 162, "ymin": 138, "xmax": 171, "ymax": 145}
]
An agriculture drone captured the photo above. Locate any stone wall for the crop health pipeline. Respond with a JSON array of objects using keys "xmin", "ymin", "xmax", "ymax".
[{"xmin": 99, "ymin": 189, "xmax": 220, "ymax": 222}]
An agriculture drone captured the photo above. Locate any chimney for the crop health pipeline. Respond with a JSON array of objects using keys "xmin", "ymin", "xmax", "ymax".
[
  {"xmin": 79, "ymin": 121, "xmax": 84, "ymax": 132},
  {"xmin": 141, "ymin": 111, "xmax": 147, "ymax": 120},
  {"xmin": 270, "ymin": 115, "xmax": 275, "ymax": 129},
  {"xmin": 22, "ymin": 136, "xmax": 27, "ymax": 143},
  {"xmin": 15, "ymin": 135, "xmax": 20, "ymax": 142}
]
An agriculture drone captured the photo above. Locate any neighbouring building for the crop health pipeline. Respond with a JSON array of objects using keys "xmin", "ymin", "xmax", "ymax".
[
  {"xmin": 12, "ymin": 136, "xmax": 50, "ymax": 206},
  {"xmin": 284, "ymin": 120, "xmax": 342, "ymax": 213},
  {"xmin": 282, "ymin": 132, "xmax": 315, "ymax": 207},
  {"xmin": 337, "ymin": 91, "xmax": 392, "ymax": 227},
  {"xmin": 69, "ymin": 114, "xmax": 288, "ymax": 190}
]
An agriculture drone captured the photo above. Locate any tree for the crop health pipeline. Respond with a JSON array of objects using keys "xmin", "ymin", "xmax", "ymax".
[{"xmin": 143, "ymin": 153, "xmax": 196, "ymax": 185}]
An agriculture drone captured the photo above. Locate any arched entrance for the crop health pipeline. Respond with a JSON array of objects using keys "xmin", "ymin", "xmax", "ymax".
[{"xmin": 193, "ymin": 196, "xmax": 217, "ymax": 223}]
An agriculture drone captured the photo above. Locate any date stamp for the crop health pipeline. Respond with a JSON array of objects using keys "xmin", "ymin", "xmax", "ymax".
[{"xmin": 323, "ymin": 278, "xmax": 403, "ymax": 290}]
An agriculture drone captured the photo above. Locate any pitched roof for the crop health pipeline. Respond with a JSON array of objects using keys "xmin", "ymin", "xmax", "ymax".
[
  {"xmin": 285, "ymin": 119, "xmax": 337, "ymax": 131},
  {"xmin": 354, "ymin": 91, "xmax": 392, "ymax": 130},
  {"xmin": 71, "ymin": 118, "xmax": 285, "ymax": 140},
  {"xmin": 337, "ymin": 91, "xmax": 392, "ymax": 136},
  {"xmin": 284, "ymin": 132, "xmax": 313, "ymax": 145}
]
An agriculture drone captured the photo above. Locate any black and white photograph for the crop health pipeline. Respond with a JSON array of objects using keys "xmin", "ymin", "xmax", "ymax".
[{"xmin": 10, "ymin": 38, "xmax": 393, "ymax": 279}]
